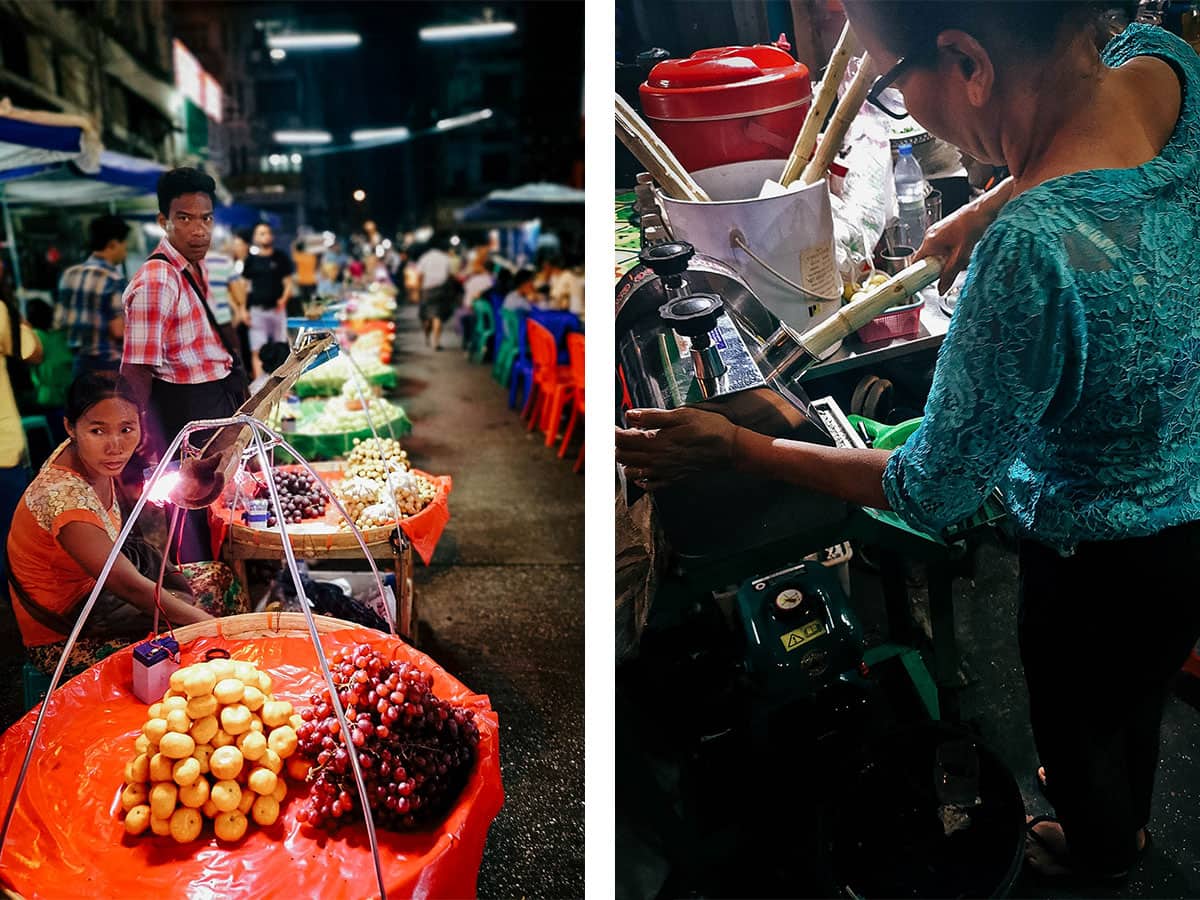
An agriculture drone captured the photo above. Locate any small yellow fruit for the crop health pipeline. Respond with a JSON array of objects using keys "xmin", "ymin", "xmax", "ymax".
[
  {"xmin": 190, "ymin": 715, "xmax": 219, "ymax": 746},
  {"xmin": 159, "ymin": 731, "xmax": 196, "ymax": 760},
  {"xmin": 210, "ymin": 780, "xmax": 241, "ymax": 813},
  {"xmin": 142, "ymin": 718, "xmax": 168, "ymax": 745},
  {"xmin": 134, "ymin": 734, "xmax": 150, "ymax": 755},
  {"xmin": 211, "ymin": 728, "xmax": 235, "ymax": 748},
  {"xmin": 213, "ymin": 678, "xmax": 245, "ymax": 705},
  {"xmin": 247, "ymin": 767, "xmax": 277, "ymax": 796},
  {"xmin": 220, "ymin": 703, "xmax": 252, "ymax": 736},
  {"xmin": 233, "ymin": 661, "xmax": 257, "ymax": 684},
  {"xmin": 260, "ymin": 700, "xmax": 293, "ymax": 728},
  {"xmin": 169, "ymin": 807, "xmax": 202, "ymax": 843},
  {"xmin": 168, "ymin": 668, "xmax": 189, "ymax": 693},
  {"xmin": 260, "ymin": 748, "xmax": 283, "ymax": 775},
  {"xmin": 288, "ymin": 714, "xmax": 303, "ymax": 732},
  {"xmin": 213, "ymin": 810, "xmax": 248, "ymax": 841},
  {"xmin": 285, "ymin": 757, "xmax": 311, "ymax": 782},
  {"xmin": 201, "ymin": 798, "xmax": 219, "ymax": 819},
  {"xmin": 256, "ymin": 672, "xmax": 272, "ymax": 695},
  {"xmin": 237, "ymin": 730, "xmax": 268, "ymax": 762},
  {"xmin": 209, "ymin": 745, "xmax": 244, "ymax": 781},
  {"xmin": 237, "ymin": 789, "xmax": 255, "ymax": 814},
  {"xmin": 242, "ymin": 685, "xmax": 265, "ymax": 712},
  {"xmin": 271, "ymin": 778, "xmax": 287, "ymax": 804},
  {"xmin": 147, "ymin": 703, "xmax": 164, "ymax": 720},
  {"xmin": 121, "ymin": 783, "xmax": 148, "ymax": 812},
  {"xmin": 182, "ymin": 666, "xmax": 217, "ymax": 698},
  {"xmin": 124, "ymin": 804, "xmax": 151, "ymax": 836},
  {"xmin": 186, "ymin": 693, "xmax": 218, "ymax": 720},
  {"xmin": 127, "ymin": 753, "xmax": 150, "ymax": 784},
  {"xmin": 249, "ymin": 717, "xmax": 264, "ymax": 734},
  {"xmin": 267, "ymin": 726, "xmax": 297, "ymax": 760},
  {"xmin": 251, "ymin": 794, "xmax": 280, "ymax": 827},
  {"xmin": 148, "ymin": 753, "xmax": 174, "ymax": 783},
  {"xmin": 149, "ymin": 814, "xmax": 172, "ymax": 837},
  {"xmin": 165, "ymin": 709, "xmax": 191, "ymax": 735},
  {"xmin": 178, "ymin": 777, "xmax": 210, "ymax": 809},
  {"xmin": 172, "ymin": 756, "xmax": 201, "ymax": 787},
  {"xmin": 149, "ymin": 782, "xmax": 178, "ymax": 819},
  {"xmin": 192, "ymin": 744, "xmax": 214, "ymax": 775}
]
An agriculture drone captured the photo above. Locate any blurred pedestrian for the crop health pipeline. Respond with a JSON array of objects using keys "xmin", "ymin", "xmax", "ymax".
[
  {"xmin": 243, "ymin": 223, "xmax": 294, "ymax": 378},
  {"xmin": 292, "ymin": 238, "xmax": 319, "ymax": 315},
  {"xmin": 24, "ymin": 298, "xmax": 72, "ymax": 446},
  {"xmin": 205, "ymin": 236, "xmax": 247, "ymax": 370},
  {"xmin": 502, "ymin": 269, "xmax": 539, "ymax": 312},
  {"xmin": 58, "ymin": 214, "xmax": 129, "ymax": 376},
  {"xmin": 415, "ymin": 235, "xmax": 457, "ymax": 351}
]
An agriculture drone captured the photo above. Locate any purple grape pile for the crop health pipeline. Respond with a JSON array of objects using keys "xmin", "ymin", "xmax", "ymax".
[
  {"xmin": 294, "ymin": 644, "xmax": 480, "ymax": 831},
  {"xmin": 264, "ymin": 469, "xmax": 329, "ymax": 527}
]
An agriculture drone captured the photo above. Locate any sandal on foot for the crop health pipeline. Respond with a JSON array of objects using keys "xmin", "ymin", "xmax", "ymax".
[{"xmin": 1024, "ymin": 815, "xmax": 1150, "ymax": 885}]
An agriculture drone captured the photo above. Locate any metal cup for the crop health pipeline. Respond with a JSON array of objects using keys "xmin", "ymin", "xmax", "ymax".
[
  {"xmin": 879, "ymin": 245, "xmax": 915, "ymax": 276},
  {"xmin": 924, "ymin": 189, "xmax": 943, "ymax": 228}
]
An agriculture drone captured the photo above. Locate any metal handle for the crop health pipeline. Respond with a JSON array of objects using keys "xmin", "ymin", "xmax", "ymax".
[{"xmin": 730, "ymin": 229, "xmax": 841, "ymax": 304}]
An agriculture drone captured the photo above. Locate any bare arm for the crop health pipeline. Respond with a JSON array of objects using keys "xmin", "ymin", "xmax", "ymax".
[
  {"xmin": 57, "ymin": 521, "xmax": 213, "ymax": 624},
  {"xmin": 109, "ymin": 316, "xmax": 125, "ymax": 341},
  {"xmin": 616, "ymin": 407, "xmax": 894, "ymax": 509},
  {"xmin": 277, "ymin": 276, "xmax": 293, "ymax": 310},
  {"xmin": 20, "ymin": 323, "xmax": 43, "ymax": 365},
  {"xmin": 228, "ymin": 278, "xmax": 248, "ymax": 325},
  {"xmin": 120, "ymin": 362, "xmax": 154, "ymax": 407}
]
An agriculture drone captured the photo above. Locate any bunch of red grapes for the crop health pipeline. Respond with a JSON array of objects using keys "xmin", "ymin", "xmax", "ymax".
[
  {"xmin": 260, "ymin": 469, "xmax": 328, "ymax": 527},
  {"xmin": 295, "ymin": 644, "xmax": 480, "ymax": 831}
]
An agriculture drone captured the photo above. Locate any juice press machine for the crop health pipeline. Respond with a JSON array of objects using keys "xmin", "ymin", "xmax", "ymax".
[{"xmin": 614, "ymin": 181, "xmax": 1009, "ymax": 895}]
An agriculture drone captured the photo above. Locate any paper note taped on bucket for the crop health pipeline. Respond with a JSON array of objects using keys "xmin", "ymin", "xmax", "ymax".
[{"xmin": 659, "ymin": 159, "xmax": 842, "ymax": 332}]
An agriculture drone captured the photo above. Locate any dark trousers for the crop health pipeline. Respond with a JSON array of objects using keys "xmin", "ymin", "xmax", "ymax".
[
  {"xmin": 1018, "ymin": 523, "xmax": 1200, "ymax": 872},
  {"xmin": 148, "ymin": 376, "xmax": 241, "ymax": 564}
]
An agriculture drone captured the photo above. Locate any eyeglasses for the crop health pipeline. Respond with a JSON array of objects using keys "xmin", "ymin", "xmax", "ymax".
[{"xmin": 866, "ymin": 55, "xmax": 916, "ymax": 120}]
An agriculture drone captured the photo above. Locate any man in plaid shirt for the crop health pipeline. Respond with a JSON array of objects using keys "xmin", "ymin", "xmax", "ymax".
[
  {"xmin": 122, "ymin": 167, "xmax": 248, "ymax": 561},
  {"xmin": 57, "ymin": 215, "xmax": 129, "ymax": 376}
]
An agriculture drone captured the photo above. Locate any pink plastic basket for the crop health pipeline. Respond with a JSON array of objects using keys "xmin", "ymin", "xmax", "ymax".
[{"xmin": 856, "ymin": 299, "xmax": 923, "ymax": 343}]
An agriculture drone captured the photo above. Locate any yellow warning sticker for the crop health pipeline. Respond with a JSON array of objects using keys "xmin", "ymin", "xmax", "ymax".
[{"xmin": 780, "ymin": 620, "xmax": 826, "ymax": 652}]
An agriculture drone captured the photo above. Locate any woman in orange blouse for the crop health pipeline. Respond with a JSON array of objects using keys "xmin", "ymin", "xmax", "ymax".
[{"xmin": 8, "ymin": 373, "xmax": 224, "ymax": 676}]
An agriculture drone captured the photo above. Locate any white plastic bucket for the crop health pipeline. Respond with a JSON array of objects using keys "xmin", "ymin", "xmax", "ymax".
[{"xmin": 658, "ymin": 158, "xmax": 843, "ymax": 342}]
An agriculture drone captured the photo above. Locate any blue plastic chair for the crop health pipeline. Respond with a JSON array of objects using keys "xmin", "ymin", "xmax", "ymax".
[{"xmin": 509, "ymin": 355, "xmax": 534, "ymax": 410}]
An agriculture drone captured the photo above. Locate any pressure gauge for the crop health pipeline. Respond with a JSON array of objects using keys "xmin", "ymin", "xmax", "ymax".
[{"xmin": 773, "ymin": 588, "xmax": 805, "ymax": 614}]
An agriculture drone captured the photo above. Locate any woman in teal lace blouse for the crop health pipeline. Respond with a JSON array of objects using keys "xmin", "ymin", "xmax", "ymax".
[{"xmin": 617, "ymin": 3, "xmax": 1200, "ymax": 883}]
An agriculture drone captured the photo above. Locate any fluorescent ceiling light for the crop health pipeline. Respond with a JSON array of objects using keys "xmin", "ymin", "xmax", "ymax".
[
  {"xmin": 435, "ymin": 109, "xmax": 493, "ymax": 131},
  {"xmin": 351, "ymin": 126, "xmax": 411, "ymax": 143},
  {"xmin": 420, "ymin": 21, "xmax": 516, "ymax": 41},
  {"xmin": 267, "ymin": 32, "xmax": 361, "ymax": 50},
  {"xmin": 273, "ymin": 130, "xmax": 332, "ymax": 144}
]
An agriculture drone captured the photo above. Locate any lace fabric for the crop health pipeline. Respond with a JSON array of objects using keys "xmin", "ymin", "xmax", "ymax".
[{"xmin": 883, "ymin": 25, "xmax": 1200, "ymax": 553}]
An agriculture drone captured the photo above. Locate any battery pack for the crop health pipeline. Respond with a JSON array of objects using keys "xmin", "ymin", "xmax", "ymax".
[{"xmin": 132, "ymin": 636, "xmax": 181, "ymax": 704}]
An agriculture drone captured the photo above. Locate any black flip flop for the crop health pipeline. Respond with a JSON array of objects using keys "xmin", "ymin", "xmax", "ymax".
[{"xmin": 1024, "ymin": 815, "xmax": 1151, "ymax": 885}]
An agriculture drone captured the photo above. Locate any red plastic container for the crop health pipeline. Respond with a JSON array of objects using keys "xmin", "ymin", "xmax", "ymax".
[
  {"xmin": 639, "ymin": 45, "xmax": 812, "ymax": 174},
  {"xmin": 856, "ymin": 299, "xmax": 923, "ymax": 344}
]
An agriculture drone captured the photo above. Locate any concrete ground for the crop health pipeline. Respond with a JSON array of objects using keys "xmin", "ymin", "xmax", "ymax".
[{"xmin": 0, "ymin": 303, "xmax": 585, "ymax": 898}]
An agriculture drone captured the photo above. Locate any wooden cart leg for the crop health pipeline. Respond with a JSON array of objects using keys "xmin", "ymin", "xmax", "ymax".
[{"xmin": 394, "ymin": 539, "xmax": 416, "ymax": 645}]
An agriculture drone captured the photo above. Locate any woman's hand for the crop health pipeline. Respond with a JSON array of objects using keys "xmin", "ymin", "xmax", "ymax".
[
  {"xmin": 615, "ymin": 407, "xmax": 738, "ymax": 489},
  {"xmin": 916, "ymin": 176, "xmax": 1013, "ymax": 294}
]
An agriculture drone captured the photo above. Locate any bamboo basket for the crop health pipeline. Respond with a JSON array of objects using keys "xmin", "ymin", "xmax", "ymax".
[{"xmin": 170, "ymin": 611, "xmax": 362, "ymax": 643}]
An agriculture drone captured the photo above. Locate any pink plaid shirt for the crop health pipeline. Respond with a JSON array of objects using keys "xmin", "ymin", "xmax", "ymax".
[{"xmin": 122, "ymin": 238, "xmax": 232, "ymax": 385}]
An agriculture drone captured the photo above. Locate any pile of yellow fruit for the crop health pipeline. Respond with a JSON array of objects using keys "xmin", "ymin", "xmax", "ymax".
[
  {"xmin": 118, "ymin": 657, "xmax": 311, "ymax": 843},
  {"xmin": 343, "ymin": 437, "xmax": 411, "ymax": 482}
]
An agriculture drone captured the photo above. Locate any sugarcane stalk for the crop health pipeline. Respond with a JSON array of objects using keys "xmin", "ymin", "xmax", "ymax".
[
  {"xmin": 800, "ymin": 52, "xmax": 876, "ymax": 186},
  {"xmin": 615, "ymin": 93, "xmax": 711, "ymax": 202},
  {"xmin": 798, "ymin": 257, "xmax": 942, "ymax": 359},
  {"xmin": 779, "ymin": 22, "xmax": 860, "ymax": 187}
]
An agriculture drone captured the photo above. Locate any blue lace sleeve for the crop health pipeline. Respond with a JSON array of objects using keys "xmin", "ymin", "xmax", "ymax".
[{"xmin": 881, "ymin": 224, "xmax": 1087, "ymax": 534}]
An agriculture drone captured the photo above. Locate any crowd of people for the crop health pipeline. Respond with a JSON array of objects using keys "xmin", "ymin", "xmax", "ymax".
[{"xmin": 0, "ymin": 164, "xmax": 584, "ymax": 682}]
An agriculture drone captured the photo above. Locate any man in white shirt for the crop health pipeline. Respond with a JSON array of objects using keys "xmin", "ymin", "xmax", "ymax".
[
  {"xmin": 502, "ymin": 269, "xmax": 539, "ymax": 313},
  {"xmin": 414, "ymin": 236, "xmax": 456, "ymax": 351}
]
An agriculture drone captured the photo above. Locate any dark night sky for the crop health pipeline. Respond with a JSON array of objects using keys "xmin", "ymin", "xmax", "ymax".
[{"xmin": 247, "ymin": 1, "xmax": 584, "ymax": 234}]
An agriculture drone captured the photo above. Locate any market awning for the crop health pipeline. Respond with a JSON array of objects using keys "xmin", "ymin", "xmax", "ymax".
[
  {"xmin": 455, "ymin": 181, "xmax": 583, "ymax": 224},
  {"xmin": 0, "ymin": 97, "xmax": 101, "ymax": 177},
  {"xmin": 0, "ymin": 149, "xmax": 166, "ymax": 206}
]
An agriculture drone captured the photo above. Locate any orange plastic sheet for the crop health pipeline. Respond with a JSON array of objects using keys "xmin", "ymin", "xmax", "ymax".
[
  {"xmin": 209, "ymin": 467, "xmax": 453, "ymax": 565},
  {"xmin": 0, "ymin": 627, "xmax": 503, "ymax": 900}
]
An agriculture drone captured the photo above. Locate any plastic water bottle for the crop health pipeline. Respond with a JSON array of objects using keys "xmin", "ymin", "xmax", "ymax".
[{"xmin": 894, "ymin": 143, "xmax": 928, "ymax": 248}]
